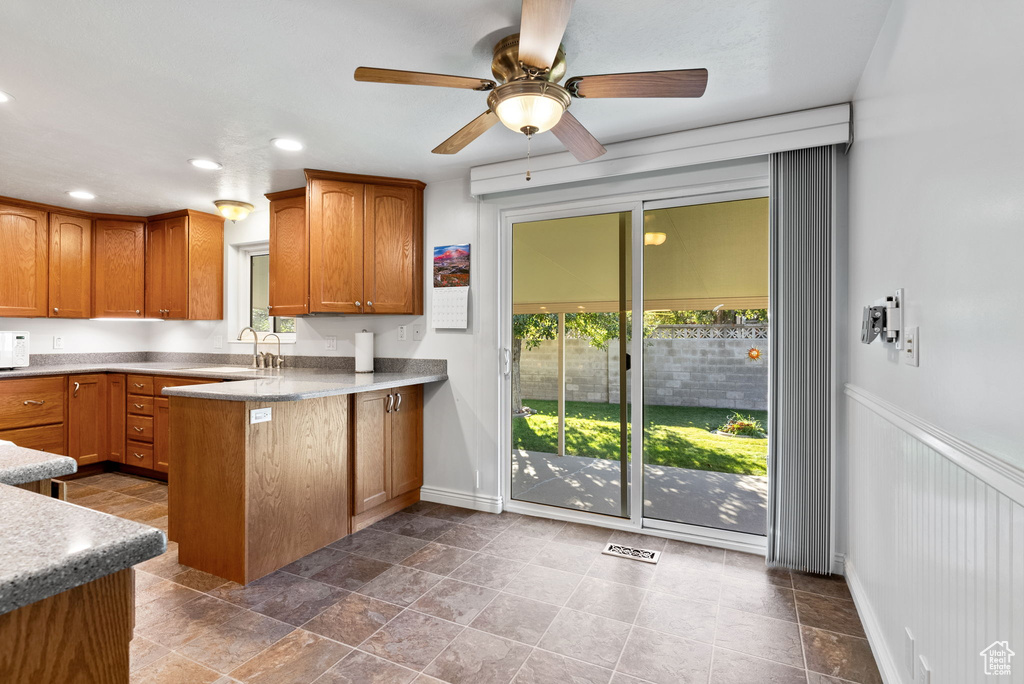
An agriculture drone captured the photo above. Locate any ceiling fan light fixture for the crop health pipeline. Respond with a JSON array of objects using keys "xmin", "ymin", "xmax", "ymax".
[
  {"xmin": 488, "ymin": 81, "xmax": 570, "ymax": 135},
  {"xmin": 214, "ymin": 199, "xmax": 254, "ymax": 222}
]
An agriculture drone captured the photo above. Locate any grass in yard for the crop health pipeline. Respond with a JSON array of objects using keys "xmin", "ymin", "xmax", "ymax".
[{"xmin": 512, "ymin": 399, "xmax": 768, "ymax": 476}]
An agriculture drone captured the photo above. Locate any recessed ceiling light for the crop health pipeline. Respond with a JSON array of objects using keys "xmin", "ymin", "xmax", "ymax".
[
  {"xmin": 0, "ymin": 90, "xmax": 13, "ymax": 103},
  {"xmin": 271, "ymin": 138, "xmax": 304, "ymax": 151},
  {"xmin": 189, "ymin": 158, "xmax": 223, "ymax": 170},
  {"xmin": 67, "ymin": 190, "xmax": 96, "ymax": 200}
]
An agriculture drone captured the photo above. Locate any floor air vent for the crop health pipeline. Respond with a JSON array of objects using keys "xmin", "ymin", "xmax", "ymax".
[{"xmin": 602, "ymin": 543, "xmax": 661, "ymax": 564}]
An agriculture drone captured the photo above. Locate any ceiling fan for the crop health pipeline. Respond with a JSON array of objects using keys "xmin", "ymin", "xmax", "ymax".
[{"xmin": 353, "ymin": 0, "xmax": 708, "ymax": 164}]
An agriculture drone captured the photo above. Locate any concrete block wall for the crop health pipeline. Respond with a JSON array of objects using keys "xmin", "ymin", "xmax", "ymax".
[{"xmin": 520, "ymin": 334, "xmax": 768, "ymax": 411}]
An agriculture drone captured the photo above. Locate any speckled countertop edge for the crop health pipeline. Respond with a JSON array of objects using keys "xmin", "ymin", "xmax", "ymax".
[
  {"xmin": 0, "ymin": 484, "xmax": 166, "ymax": 615},
  {"xmin": 0, "ymin": 445, "xmax": 77, "ymax": 486},
  {"xmin": 161, "ymin": 371, "xmax": 449, "ymax": 402}
]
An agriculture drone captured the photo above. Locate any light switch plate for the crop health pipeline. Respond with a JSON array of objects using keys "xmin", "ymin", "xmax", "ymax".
[
  {"xmin": 250, "ymin": 407, "xmax": 272, "ymax": 424},
  {"xmin": 325, "ymin": 336, "xmax": 337, "ymax": 351},
  {"xmin": 904, "ymin": 326, "xmax": 919, "ymax": 366},
  {"xmin": 412, "ymin": 324, "xmax": 425, "ymax": 341}
]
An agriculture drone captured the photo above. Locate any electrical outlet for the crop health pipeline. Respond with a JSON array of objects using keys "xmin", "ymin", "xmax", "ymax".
[
  {"xmin": 412, "ymin": 323, "xmax": 425, "ymax": 341},
  {"xmin": 213, "ymin": 335, "xmax": 224, "ymax": 349},
  {"xmin": 904, "ymin": 326, "xmax": 919, "ymax": 366},
  {"xmin": 52, "ymin": 336, "xmax": 64, "ymax": 350},
  {"xmin": 325, "ymin": 336, "xmax": 337, "ymax": 351},
  {"xmin": 916, "ymin": 654, "xmax": 931, "ymax": 684},
  {"xmin": 398, "ymin": 325, "xmax": 408, "ymax": 341},
  {"xmin": 249, "ymin": 407, "xmax": 272, "ymax": 424}
]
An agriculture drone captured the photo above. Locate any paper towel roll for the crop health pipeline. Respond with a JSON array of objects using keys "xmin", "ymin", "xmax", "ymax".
[{"xmin": 355, "ymin": 331, "xmax": 374, "ymax": 373}]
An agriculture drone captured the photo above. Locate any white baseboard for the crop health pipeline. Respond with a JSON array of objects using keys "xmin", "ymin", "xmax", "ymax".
[
  {"xmin": 419, "ymin": 485, "xmax": 502, "ymax": 513},
  {"xmin": 845, "ymin": 558, "xmax": 905, "ymax": 684}
]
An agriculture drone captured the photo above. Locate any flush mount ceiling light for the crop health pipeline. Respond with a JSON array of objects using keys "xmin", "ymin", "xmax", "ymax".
[
  {"xmin": 214, "ymin": 199, "xmax": 254, "ymax": 222},
  {"xmin": 488, "ymin": 80, "xmax": 571, "ymax": 135},
  {"xmin": 0, "ymin": 90, "xmax": 13, "ymax": 103},
  {"xmin": 644, "ymin": 232, "xmax": 667, "ymax": 246},
  {"xmin": 67, "ymin": 190, "xmax": 96, "ymax": 200},
  {"xmin": 189, "ymin": 158, "xmax": 223, "ymax": 170},
  {"xmin": 271, "ymin": 138, "xmax": 304, "ymax": 151}
]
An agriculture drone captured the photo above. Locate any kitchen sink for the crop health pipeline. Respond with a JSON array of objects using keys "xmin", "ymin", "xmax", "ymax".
[{"xmin": 177, "ymin": 366, "xmax": 255, "ymax": 373}]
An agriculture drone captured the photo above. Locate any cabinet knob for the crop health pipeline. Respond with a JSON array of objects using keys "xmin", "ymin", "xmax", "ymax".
[
  {"xmin": 367, "ymin": 301, "xmax": 373, "ymax": 308},
  {"xmin": 136, "ymin": 310, "xmax": 141, "ymax": 315},
  {"xmin": 355, "ymin": 301, "xmax": 361, "ymax": 308},
  {"xmin": 53, "ymin": 307, "xmax": 58, "ymax": 313},
  {"xmin": 268, "ymin": 305, "xmax": 273, "ymax": 310}
]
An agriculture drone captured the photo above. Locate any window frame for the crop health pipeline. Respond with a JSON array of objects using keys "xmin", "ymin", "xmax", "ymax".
[{"xmin": 233, "ymin": 243, "xmax": 297, "ymax": 345}]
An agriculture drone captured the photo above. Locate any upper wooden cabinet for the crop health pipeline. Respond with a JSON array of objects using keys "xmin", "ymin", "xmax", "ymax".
[
  {"xmin": 93, "ymin": 219, "xmax": 146, "ymax": 318},
  {"xmin": 266, "ymin": 170, "xmax": 424, "ymax": 316},
  {"xmin": 146, "ymin": 210, "xmax": 224, "ymax": 320},
  {"xmin": 48, "ymin": 213, "xmax": 93, "ymax": 319},
  {"xmin": 266, "ymin": 189, "xmax": 309, "ymax": 317},
  {"xmin": 0, "ymin": 202, "xmax": 48, "ymax": 317}
]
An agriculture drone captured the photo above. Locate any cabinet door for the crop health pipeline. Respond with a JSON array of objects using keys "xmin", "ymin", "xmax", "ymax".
[
  {"xmin": 68, "ymin": 374, "xmax": 107, "ymax": 466},
  {"xmin": 389, "ymin": 385, "xmax": 423, "ymax": 498},
  {"xmin": 363, "ymin": 185, "xmax": 420, "ymax": 315},
  {"xmin": 107, "ymin": 374, "xmax": 126, "ymax": 463},
  {"xmin": 48, "ymin": 214, "xmax": 92, "ymax": 319},
  {"xmin": 163, "ymin": 216, "xmax": 190, "ymax": 319},
  {"xmin": 154, "ymin": 397, "xmax": 169, "ymax": 473},
  {"xmin": 269, "ymin": 194, "xmax": 309, "ymax": 315},
  {"xmin": 0, "ymin": 203, "xmax": 48, "ymax": 317},
  {"xmin": 309, "ymin": 179, "xmax": 364, "ymax": 313},
  {"xmin": 353, "ymin": 389, "xmax": 391, "ymax": 515},
  {"xmin": 145, "ymin": 219, "xmax": 167, "ymax": 318},
  {"xmin": 94, "ymin": 220, "xmax": 145, "ymax": 318}
]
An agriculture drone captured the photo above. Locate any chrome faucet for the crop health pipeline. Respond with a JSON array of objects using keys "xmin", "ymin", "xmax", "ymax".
[
  {"xmin": 263, "ymin": 333, "xmax": 284, "ymax": 369},
  {"xmin": 237, "ymin": 327, "xmax": 260, "ymax": 368}
]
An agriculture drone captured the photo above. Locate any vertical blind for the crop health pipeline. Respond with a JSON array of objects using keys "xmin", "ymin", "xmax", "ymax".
[{"xmin": 767, "ymin": 146, "xmax": 835, "ymax": 574}]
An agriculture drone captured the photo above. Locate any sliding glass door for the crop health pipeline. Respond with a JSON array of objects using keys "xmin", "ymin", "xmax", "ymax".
[
  {"xmin": 509, "ymin": 211, "xmax": 632, "ymax": 517},
  {"xmin": 504, "ymin": 192, "xmax": 770, "ymax": 540}
]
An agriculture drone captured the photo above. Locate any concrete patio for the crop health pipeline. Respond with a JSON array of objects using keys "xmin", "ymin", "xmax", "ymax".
[{"xmin": 511, "ymin": 449, "xmax": 767, "ymax": 535}]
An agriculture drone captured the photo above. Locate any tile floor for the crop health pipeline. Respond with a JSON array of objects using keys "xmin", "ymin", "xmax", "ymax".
[{"xmin": 65, "ymin": 472, "xmax": 881, "ymax": 684}]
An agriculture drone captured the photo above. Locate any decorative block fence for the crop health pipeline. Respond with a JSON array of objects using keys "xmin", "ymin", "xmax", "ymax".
[{"xmin": 519, "ymin": 325, "xmax": 768, "ymax": 411}]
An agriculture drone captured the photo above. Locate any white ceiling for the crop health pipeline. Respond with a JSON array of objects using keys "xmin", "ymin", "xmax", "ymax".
[{"xmin": 0, "ymin": 0, "xmax": 891, "ymax": 215}]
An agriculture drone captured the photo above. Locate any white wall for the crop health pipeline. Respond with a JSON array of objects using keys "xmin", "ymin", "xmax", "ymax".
[
  {"xmin": 844, "ymin": 1, "xmax": 1024, "ymax": 682},
  {"xmin": 0, "ymin": 317, "xmax": 151, "ymax": 355}
]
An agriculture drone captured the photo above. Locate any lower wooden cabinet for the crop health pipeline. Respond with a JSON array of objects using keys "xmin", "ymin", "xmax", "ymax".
[
  {"xmin": 352, "ymin": 385, "xmax": 423, "ymax": 528},
  {"xmin": 68, "ymin": 374, "xmax": 107, "ymax": 466},
  {"xmin": 107, "ymin": 374, "xmax": 126, "ymax": 463}
]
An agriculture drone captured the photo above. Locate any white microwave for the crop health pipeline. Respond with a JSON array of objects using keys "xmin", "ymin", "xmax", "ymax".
[{"xmin": 0, "ymin": 331, "xmax": 29, "ymax": 369}]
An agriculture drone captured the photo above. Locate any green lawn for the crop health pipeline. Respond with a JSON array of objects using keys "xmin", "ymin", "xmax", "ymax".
[{"xmin": 512, "ymin": 399, "xmax": 768, "ymax": 476}]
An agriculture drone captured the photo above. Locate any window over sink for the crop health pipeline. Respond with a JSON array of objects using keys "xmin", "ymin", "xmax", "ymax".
[
  {"xmin": 249, "ymin": 253, "xmax": 296, "ymax": 334},
  {"xmin": 234, "ymin": 243, "xmax": 296, "ymax": 344}
]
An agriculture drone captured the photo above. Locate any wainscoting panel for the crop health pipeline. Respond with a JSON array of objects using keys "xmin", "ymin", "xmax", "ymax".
[{"xmin": 845, "ymin": 386, "xmax": 1024, "ymax": 684}]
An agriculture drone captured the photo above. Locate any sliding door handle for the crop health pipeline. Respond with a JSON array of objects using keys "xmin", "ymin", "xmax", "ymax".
[{"xmin": 502, "ymin": 348, "xmax": 510, "ymax": 377}]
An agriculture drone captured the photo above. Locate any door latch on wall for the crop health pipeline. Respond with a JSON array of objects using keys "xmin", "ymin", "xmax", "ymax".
[{"xmin": 860, "ymin": 288, "xmax": 903, "ymax": 348}]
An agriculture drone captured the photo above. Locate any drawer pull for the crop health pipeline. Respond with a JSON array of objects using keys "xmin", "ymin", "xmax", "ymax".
[
  {"xmin": 133, "ymin": 426, "xmax": 145, "ymax": 432},
  {"xmin": 386, "ymin": 393, "xmax": 394, "ymax": 413},
  {"xmin": 133, "ymin": 383, "xmax": 145, "ymax": 388},
  {"xmin": 73, "ymin": 382, "xmax": 80, "ymax": 398},
  {"xmin": 395, "ymin": 392, "xmax": 402, "ymax": 412},
  {"xmin": 132, "ymin": 453, "xmax": 145, "ymax": 460},
  {"xmin": 133, "ymin": 403, "xmax": 145, "ymax": 409},
  {"xmin": 22, "ymin": 400, "xmax": 45, "ymax": 406}
]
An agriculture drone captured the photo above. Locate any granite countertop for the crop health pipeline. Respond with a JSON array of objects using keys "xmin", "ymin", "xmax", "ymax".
[
  {"xmin": 0, "ymin": 484, "xmax": 166, "ymax": 614},
  {"xmin": 0, "ymin": 442, "xmax": 77, "ymax": 486},
  {"xmin": 0, "ymin": 362, "xmax": 448, "ymax": 403}
]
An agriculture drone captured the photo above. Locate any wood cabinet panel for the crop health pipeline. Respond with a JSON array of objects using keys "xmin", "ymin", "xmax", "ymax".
[
  {"xmin": 163, "ymin": 216, "xmax": 189, "ymax": 319},
  {"xmin": 0, "ymin": 376, "xmax": 66, "ymax": 430},
  {"xmin": 390, "ymin": 385, "xmax": 423, "ymax": 498},
  {"xmin": 364, "ymin": 185, "xmax": 421, "ymax": 315},
  {"xmin": 309, "ymin": 180, "xmax": 364, "ymax": 313},
  {"xmin": 48, "ymin": 213, "xmax": 92, "ymax": 318},
  {"xmin": 107, "ymin": 374, "xmax": 126, "ymax": 463},
  {"xmin": 127, "ymin": 414, "xmax": 153, "ymax": 443},
  {"xmin": 126, "ymin": 441, "xmax": 154, "ymax": 470},
  {"xmin": 186, "ymin": 213, "xmax": 224, "ymax": 320},
  {"xmin": 126, "ymin": 375, "xmax": 154, "ymax": 395},
  {"xmin": 93, "ymin": 219, "xmax": 145, "ymax": 318},
  {"xmin": 145, "ymin": 219, "xmax": 167, "ymax": 318},
  {"xmin": 0, "ymin": 203, "xmax": 48, "ymax": 317},
  {"xmin": 268, "ymin": 192, "xmax": 309, "ymax": 316},
  {"xmin": 353, "ymin": 389, "xmax": 390, "ymax": 515},
  {"xmin": 68, "ymin": 374, "xmax": 107, "ymax": 466},
  {"xmin": 0, "ymin": 424, "xmax": 65, "ymax": 455},
  {"xmin": 146, "ymin": 212, "xmax": 223, "ymax": 320}
]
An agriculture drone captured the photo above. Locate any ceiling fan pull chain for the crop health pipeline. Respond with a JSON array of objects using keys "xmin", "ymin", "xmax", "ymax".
[{"xmin": 524, "ymin": 127, "xmax": 537, "ymax": 181}]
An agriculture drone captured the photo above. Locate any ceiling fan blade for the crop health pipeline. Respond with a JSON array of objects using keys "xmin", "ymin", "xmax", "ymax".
[
  {"xmin": 566, "ymin": 69, "xmax": 708, "ymax": 98},
  {"xmin": 551, "ymin": 110, "xmax": 606, "ymax": 162},
  {"xmin": 518, "ymin": 0, "xmax": 575, "ymax": 70},
  {"xmin": 354, "ymin": 67, "xmax": 495, "ymax": 91},
  {"xmin": 432, "ymin": 110, "xmax": 500, "ymax": 155}
]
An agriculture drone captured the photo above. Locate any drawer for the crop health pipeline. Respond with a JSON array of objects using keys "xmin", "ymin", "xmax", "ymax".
[
  {"xmin": 126, "ymin": 375, "xmax": 154, "ymax": 396},
  {"xmin": 127, "ymin": 394, "xmax": 154, "ymax": 416},
  {"xmin": 127, "ymin": 414, "xmax": 154, "ymax": 443},
  {"xmin": 0, "ymin": 423, "xmax": 65, "ymax": 455},
  {"xmin": 125, "ymin": 441, "xmax": 155, "ymax": 470},
  {"xmin": 0, "ymin": 376, "xmax": 65, "ymax": 430}
]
